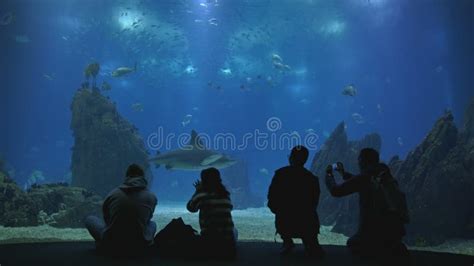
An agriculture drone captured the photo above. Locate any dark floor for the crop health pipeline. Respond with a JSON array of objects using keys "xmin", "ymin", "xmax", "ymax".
[{"xmin": 0, "ymin": 241, "xmax": 472, "ymax": 266}]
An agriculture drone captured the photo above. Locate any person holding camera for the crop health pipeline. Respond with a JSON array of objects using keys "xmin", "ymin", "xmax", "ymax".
[{"xmin": 325, "ymin": 148, "xmax": 409, "ymax": 259}]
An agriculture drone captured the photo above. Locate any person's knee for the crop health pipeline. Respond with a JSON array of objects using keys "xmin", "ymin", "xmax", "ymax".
[
  {"xmin": 346, "ymin": 235, "xmax": 360, "ymax": 248},
  {"xmin": 84, "ymin": 215, "xmax": 98, "ymax": 228}
]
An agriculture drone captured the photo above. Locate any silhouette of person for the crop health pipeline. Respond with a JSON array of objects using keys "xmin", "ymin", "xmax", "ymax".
[
  {"xmin": 325, "ymin": 148, "xmax": 409, "ymax": 258},
  {"xmin": 267, "ymin": 145, "xmax": 324, "ymax": 258},
  {"xmin": 85, "ymin": 164, "xmax": 157, "ymax": 255},
  {"xmin": 187, "ymin": 167, "xmax": 237, "ymax": 259}
]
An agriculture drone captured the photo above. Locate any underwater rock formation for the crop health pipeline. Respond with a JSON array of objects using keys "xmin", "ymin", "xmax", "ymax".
[
  {"xmin": 310, "ymin": 97, "xmax": 474, "ymax": 245},
  {"xmin": 221, "ymin": 161, "xmax": 264, "ymax": 209},
  {"xmin": 310, "ymin": 123, "xmax": 382, "ymax": 236},
  {"xmin": 0, "ymin": 173, "xmax": 38, "ymax": 227},
  {"xmin": 28, "ymin": 183, "xmax": 102, "ymax": 228},
  {"xmin": 389, "ymin": 98, "xmax": 474, "ymax": 245},
  {"xmin": 0, "ymin": 173, "xmax": 102, "ymax": 228},
  {"xmin": 70, "ymin": 88, "xmax": 153, "ymax": 196}
]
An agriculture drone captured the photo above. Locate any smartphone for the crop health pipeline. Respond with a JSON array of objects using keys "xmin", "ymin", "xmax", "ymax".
[{"xmin": 332, "ymin": 163, "xmax": 338, "ymax": 171}]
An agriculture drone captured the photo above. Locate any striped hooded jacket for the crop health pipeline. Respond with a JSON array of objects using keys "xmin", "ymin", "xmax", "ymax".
[{"xmin": 187, "ymin": 190, "xmax": 235, "ymax": 238}]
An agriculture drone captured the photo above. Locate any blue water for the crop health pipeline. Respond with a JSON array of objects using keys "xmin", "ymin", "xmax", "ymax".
[{"xmin": 1, "ymin": 0, "xmax": 473, "ymax": 199}]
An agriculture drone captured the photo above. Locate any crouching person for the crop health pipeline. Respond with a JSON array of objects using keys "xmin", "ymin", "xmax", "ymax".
[
  {"xmin": 267, "ymin": 146, "xmax": 325, "ymax": 258},
  {"xmin": 325, "ymin": 148, "xmax": 409, "ymax": 260},
  {"xmin": 85, "ymin": 164, "xmax": 157, "ymax": 255},
  {"xmin": 187, "ymin": 167, "xmax": 237, "ymax": 260}
]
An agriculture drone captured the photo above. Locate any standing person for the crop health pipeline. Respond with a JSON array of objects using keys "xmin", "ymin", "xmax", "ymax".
[
  {"xmin": 325, "ymin": 148, "xmax": 409, "ymax": 258},
  {"xmin": 267, "ymin": 145, "xmax": 324, "ymax": 258},
  {"xmin": 187, "ymin": 167, "xmax": 237, "ymax": 260},
  {"xmin": 85, "ymin": 164, "xmax": 157, "ymax": 255}
]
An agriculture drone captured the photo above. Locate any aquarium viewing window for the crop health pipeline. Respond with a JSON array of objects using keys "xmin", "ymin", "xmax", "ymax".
[{"xmin": 0, "ymin": 0, "xmax": 473, "ymax": 265}]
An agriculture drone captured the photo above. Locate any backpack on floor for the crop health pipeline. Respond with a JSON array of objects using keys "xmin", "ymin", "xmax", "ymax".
[{"xmin": 154, "ymin": 217, "xmax": 199, "ymax": 257}]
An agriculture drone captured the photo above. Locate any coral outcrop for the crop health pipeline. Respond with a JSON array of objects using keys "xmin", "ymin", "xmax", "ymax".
[
  {"xmin": 0, "ymin": 173, "xmax": 38, "ymax": 227},
  {"xmin": 221, "ymin": 161, "xmax": 264, "ymax": 209},
  {"xmin": 389, "ymin": 98, "xmax": 474, "ymax": 244},
  {"xmin": 310, "ymin": 123, "xmax": 382, "ymax": 236},
  {"xmin": 28, "ymin": 183, "xmax": 102, "ymax": 228},
  {"xmin": 70, "ymin": 88, "xmax": 153, "ymax": 196},
  {"xmin": 0, "ymin": 173, "xmax": 102, "ymax": 228}
]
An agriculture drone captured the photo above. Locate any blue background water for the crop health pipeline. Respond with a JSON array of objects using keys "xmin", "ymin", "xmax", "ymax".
[{"xmin": 0, "ymin": 0, "xmax": 472, "ymax": 200}]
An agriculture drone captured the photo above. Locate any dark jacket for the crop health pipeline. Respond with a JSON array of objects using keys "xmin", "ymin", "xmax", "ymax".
[
  {"xmin": 267, "ymin": 165, "xmax": 320, "ymax": 238},
  {"xmin": 325, "ymin": 172, "xmax": 405, "ymax": 240},
  {"xmin": 102, "ymin": 176, "xmax": 157, "ymax": 246}
]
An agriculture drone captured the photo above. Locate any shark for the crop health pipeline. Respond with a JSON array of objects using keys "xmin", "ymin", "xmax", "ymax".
[{"xmin": 149, "ymin": 130, "xmax": 237, "ymax": 171}]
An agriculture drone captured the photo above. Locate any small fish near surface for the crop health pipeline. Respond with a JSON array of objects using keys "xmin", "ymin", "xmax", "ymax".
[
  {"xmin": 259, "ymin": 168, "xmax": 269, "ymax": 175},
  {"xmin": 342, "ymin": 84, "xmax": 357, "ymax": 97},
  {"xmin": 208, "ymin": 18, "xmax": 218, "ymax": 26},
  {"xmin": 182, "ymin": 114, "xmax": 193, "ymax": 127},
  {"xmin": 111, "ymin": 62, "xmax": 137, "ymax": 77},
  {"xmin": 42, "ymin": 73, "xmax": 55, "ymax": 81},
  {"xmin": 271, "ymin": 53, "xmax": 291, "ymax": 72},
  {"xmin": 352, "ymin": 112, "xmax": 365, "ymax": 124},
  {"xmin": 149, "ymin": 130, "xmax": 237, "ymax": 171}
]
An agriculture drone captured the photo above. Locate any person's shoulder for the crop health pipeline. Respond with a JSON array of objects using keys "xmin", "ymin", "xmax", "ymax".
[
  {"xmin": 143, "ymin": 189, "xmax": 157, "ymax": 200},
  {"xmin": 106, "ymin": 187, "xmax": 122, "ymax": 198},
  {"xmin": 275, "ymin": 165, "xmax": 292, "ymax": 173}
]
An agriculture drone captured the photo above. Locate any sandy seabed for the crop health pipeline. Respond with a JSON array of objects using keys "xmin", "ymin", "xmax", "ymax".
[{"xmin": 0, "ymin": 203, "xmax": 472, "ymax": 256}]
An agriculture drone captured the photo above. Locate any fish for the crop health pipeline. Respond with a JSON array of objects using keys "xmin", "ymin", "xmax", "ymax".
[
  {"xmin": 184, "ymin": 65, "xmax": 197, "ymax": 74},
  {"xmin": 259, "ymin": 168, "xmax": 269, "ymax": 175},
  {"xmin": 352, "ymin": 112, "xmax": 365, "ymax": 124},
  {"xmin": 208, "ymin": 18, "xmax": 218, "ymax": 26},
  {"xmin": 342, "ymin": 84, "xmax": 357, "ymax": 96},
  {"xmin": 300, "ymin": 98, "xmax": 310, "ymax": 104},
  {"xmin": 149, "ymin": 130, "xmax": 237, "ymax": 171},
  {"xmin": 42, "ymin": 74, "xmax": 54, "ymax": 81},
  {"xmin": 220, "ymin": 68, "xmax": 232, "ymax": 76},
  {"xmin": 131, "ymin": 103, "xmax": 144, "ymax": 112},
  {"xmin": 272, "ymin": 53, "xmax": 283, "ymax": 63},
  {"xmin": 397, "ymin": 137, "xmax": 404, "ymax": 146},
  {"xmin": 15, "ymin": 35, "xmax": 31, "ymax": 43},
  {"xmin": 111, "ymin": 62, "xmax": 137, "ymax": 77},
  {"xmin": 182, "ymin": 114, "xmax": 193, "ymax": 127},
  {"xmin": 273, "ymin": 61, "xmax": 291, "ymax": 72},
  {"xmin": 0, "ymin": 12, "xmax": 14, "ymax": 26}
]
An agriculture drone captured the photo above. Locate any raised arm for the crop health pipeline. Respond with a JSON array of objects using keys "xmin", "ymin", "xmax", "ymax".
[{"xmin": 325, "ymin": 164, "xmax": 364, "ymax": 197}]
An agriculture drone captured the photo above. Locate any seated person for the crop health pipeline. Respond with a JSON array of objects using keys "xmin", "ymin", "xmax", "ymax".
[
  {"xmin": 85, "ymin": 164, "xmax": 157, "ymax": 254},
  {"xmin": 325, "ymin": 148, "xmax": 409, "ymax": 258},
  {"xmin": 267, "ymin": 145, "xmax": 324, "ymax": 257},
  {"xmin": 187, "ymin": 167, "xmax": 237, "ymax": 259}
]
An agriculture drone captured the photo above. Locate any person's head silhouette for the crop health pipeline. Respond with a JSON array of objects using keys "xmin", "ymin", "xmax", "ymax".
[
  {"xmin": 358, "ymin": 148, "xmax": 379, "ymax": 175},
  {"xmin": 201, "ymin": 167, "xmax": 222, "ymax": 186},
  {"xmin": 288, "ymin": 145, "xmax": 309, "ymax": 166},
  {"xmin": 200, "ymin": 167, "xmax": 229, "ymax": 197},
  {"xmin": 126, "ymin": 164, "xmax": 145, "ymax": 178}
]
